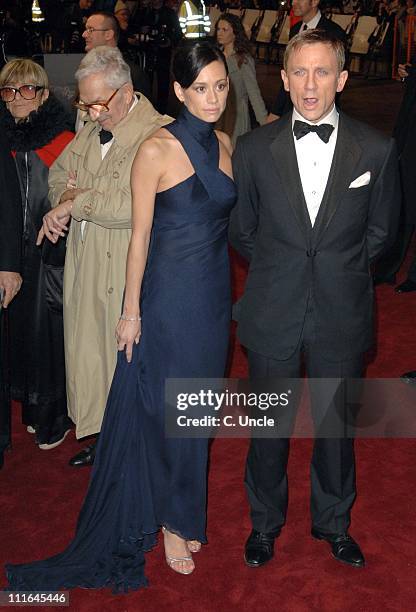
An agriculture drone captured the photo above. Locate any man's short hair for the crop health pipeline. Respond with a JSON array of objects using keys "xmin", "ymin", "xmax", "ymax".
[
  {"xmin": 75, "ymin": 45, "xmax": 132, "ymax": 88},
  {"xmin": 284, "ymin": 30, "xmax": 346, "ymax": 74},
  {"xmin": 89, "ymin": 11, "xmax": 120, "ymax": 44}
]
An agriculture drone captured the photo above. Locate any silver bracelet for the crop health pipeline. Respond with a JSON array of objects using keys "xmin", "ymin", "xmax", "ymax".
[{"xmin": 119, "ymin": 314, "xmax": 141, "ymax": 322}]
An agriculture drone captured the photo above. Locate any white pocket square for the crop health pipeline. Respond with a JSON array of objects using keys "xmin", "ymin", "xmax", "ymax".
[{"xmin": 349, "ymin": 171, "xmax": 371, "ymax": 188}]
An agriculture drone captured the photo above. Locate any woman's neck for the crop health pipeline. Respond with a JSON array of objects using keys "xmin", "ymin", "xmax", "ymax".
[{"xmin": 222, "ymin": 43, "xmax": 235, "ymax": 58}]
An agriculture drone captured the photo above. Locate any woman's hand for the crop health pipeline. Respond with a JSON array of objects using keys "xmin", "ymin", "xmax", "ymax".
[{"xmin": 115, "ymin": 318, "xmax": 141, "ymax": 363}]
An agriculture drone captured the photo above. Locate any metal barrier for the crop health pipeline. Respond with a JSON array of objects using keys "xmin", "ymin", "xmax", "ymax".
[{"xmin": 208, "ymin": 8, "xmax": 386, "ymax": 75}]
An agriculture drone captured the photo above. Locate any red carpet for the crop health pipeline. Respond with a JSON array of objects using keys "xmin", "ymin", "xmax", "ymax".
[{"xmin": 1, "ymin": 250, "xmax": 416, "ymax": 611}]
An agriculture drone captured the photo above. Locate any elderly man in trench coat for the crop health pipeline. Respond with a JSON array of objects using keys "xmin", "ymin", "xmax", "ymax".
[{"xmin": 40, "ymin": 46, "xmax": 171, "ymax": 467}]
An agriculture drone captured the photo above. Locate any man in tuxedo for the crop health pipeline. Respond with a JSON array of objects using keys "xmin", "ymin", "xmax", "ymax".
[
  {"xmin": 229, "ymin": 30, "xmax": 399, "ymax": 569},
  {"xmin": 290, "ymin": 0, "xmax": 347, "ymax": 40},
  {"xmin": 0, "ymin": 137, "xmax": 22, "ymax": 469},
  {"xmin": 268, "ymin": 0, "xmax": 347, "ymax": 120}
]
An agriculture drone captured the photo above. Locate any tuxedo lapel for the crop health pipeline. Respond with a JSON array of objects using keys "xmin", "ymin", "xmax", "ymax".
[
  {"xmin": 269, "ymin": 116, "xmax": 312, "ymax": 239},
  {"xmin": 312, "ymin": 113, "xmax": 363, "ymax": 245}
]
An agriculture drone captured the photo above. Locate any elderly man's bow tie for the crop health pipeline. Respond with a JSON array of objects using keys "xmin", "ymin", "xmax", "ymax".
[
  {"xmin": 99, "ymin": 129, "xmax": 113, "ymax": 145},
  {"xmin": 293, "ymin": 120, "xmax": 334, "ymax": 144}
]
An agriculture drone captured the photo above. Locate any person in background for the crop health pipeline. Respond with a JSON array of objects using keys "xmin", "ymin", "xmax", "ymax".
[
  {"xmin": 215, "ymin": 13, "xmax": 267, "ymax": 146},
  {"xmin": 40, "ymin": 46, "xmax": 170, "ymax": 468},
  {"xmin": 0, "ymin": 59, "xmax": 74, "ymax": 451},
  {"xmin": 132, "ymin": 0, "xmax": 182, "ymax": 113},
  {"xmin": 374, "ymin": 60, "xmax": 416, "ymax": 290},
  {"xmin": 82, "ymin": 11, "xmax": 151, "ymax": 101},
  {"xmin": 0, "ymin": 135, "xmax": 22, "ymax": 470},
  {"xmin": 63, "ymin": 0, "xmax": 94, "ymax": 53},
  {"xmin": 115, "ymin": 0, "xmax": 131, "ymax": 33}
]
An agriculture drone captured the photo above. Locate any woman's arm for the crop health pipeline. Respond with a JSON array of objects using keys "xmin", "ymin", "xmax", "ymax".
[{"xmin": 116, "ymin": 138, "xmax": 164, "ymax": 362}]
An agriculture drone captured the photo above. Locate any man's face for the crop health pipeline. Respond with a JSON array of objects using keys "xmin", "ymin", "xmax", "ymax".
[
  {"xmin": 292, "ymin": 0, "xmax": 319, "ymax": 21},
  {"xmin": 79, "ymin": 0, "xmax": 93, "ymax": 9},
  {"xmin": 281, "ymin": 42, "xmax": 348, "ymax": 123},
  {"xmin": 78, "ymin": 74, "xmax": 133, "ymax": 131},
  {"xmin": 115, "ymin": 9, "xmax": 130, "ymax": 31},
  {"xmin": 82, "ymin": 15, "xmax": 114, "ymax": 52}
]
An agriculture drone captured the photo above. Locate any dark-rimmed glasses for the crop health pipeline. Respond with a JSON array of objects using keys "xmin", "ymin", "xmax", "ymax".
[
  {"xmin": 84, "ymin": 27, "xmax": 111, "ymax": 34},
  {"xmin": 0, "ymin": 85, "xmax": 44, "ymax": 102},
  {"xmin": 74, "ymin": 88, "xmax": 120, "ymax": 113}
]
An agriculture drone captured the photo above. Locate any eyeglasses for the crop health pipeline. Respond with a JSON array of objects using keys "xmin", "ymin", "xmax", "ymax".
[
  {"xmin": 74, "ymin": 88, "xmax": 120, "ymax": 113},
  {"xmin": 84, "ymin": 27, "xmax": 111, "ymax": 34},
  {"xmin": 0, "ymin": 85, "xmax": 44, "ymax": 102}
]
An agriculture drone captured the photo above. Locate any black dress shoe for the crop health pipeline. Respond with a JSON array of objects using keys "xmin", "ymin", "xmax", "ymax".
[
  {"xmin": 244, "ymin": 530, "xmax": 278, "ymax": 567},
  {"xmin": 69, "ymin": 442, "xmax": 96, "ymax": 467},
  {"xmin": 395, "ymin": 279, "xmax": 416, "ymax": 293},
  {"xmin": 311, "ymin": 529, "xmax": 365, "ymax": 568},
  {"xmin": 401, "ymin": 370, "xmax": 416, "ymax": 384}
]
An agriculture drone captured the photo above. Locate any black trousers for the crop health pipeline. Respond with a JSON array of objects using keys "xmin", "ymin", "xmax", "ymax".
[{"xmin": 244, "ymin": 307, "xmax": 363, "ymax": 536}]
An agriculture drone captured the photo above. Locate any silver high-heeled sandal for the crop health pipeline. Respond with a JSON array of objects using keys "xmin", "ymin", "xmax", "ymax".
[{"xmin": 162, "ymin": 526, "xmax": 195, "ymax": 575}]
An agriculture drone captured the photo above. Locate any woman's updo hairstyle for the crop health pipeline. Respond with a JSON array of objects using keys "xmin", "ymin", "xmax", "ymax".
[{"xmin": 172, "ymin": 40, "xmax": 228, "ymax": 90}]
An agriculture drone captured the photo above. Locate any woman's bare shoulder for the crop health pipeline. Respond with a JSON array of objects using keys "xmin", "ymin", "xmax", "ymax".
[{"xmin": 137, "ymin": 128, "xmax": 179, "ymax": 161}]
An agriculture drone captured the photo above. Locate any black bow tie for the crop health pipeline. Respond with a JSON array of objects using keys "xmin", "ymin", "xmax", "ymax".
[
  {"xmin": 99, "ymin": 129, "xmax": 113, "ymax": 145},
  {"xmin": 293, "ymin": 120, "xmax": 334, "ymax": 143}
]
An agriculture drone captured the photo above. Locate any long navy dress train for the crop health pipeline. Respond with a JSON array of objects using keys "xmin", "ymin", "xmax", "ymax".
[{"xmin": 5, "ymin": 107, "xmax": 236, "ymax": 593}]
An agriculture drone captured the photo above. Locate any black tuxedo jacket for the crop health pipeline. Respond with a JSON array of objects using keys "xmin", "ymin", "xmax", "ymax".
[
  {"xmin": 0, "ymin": 136, "xmax": 21, "ymax": 273},
  {"xmin": 229, "ymin": 112, "xmax": 400, "ymax": 361},
  {"xmin": 290, "ymin": 15, "xmax": 347, "ymax": 43}
]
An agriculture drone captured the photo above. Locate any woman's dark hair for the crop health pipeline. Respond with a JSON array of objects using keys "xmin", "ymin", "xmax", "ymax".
[
  {"xmin": 172, "ymin": 40, "xmax": 228, "ymax": 89},
  {"xmin": 215, "ymin": 13, "xmax": 252, "ymax": 67}
]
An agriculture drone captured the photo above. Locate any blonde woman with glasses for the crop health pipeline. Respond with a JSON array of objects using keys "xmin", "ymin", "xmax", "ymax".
[{"xmin": 0, "ymin": 59, "xmax": 74, "ymax": 452}]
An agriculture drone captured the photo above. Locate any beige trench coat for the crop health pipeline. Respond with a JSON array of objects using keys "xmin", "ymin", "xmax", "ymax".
[{"xmin": 48, "ymin": 95, "xmax": 171, "ymax": 438}]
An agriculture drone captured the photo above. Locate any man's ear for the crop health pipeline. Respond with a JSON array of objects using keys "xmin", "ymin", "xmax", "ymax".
[
  {"xmin": 106, "ymin": 30, "xmax": 115, "ymax": 45},
  {"xmin": 123, "ymin": 82, "xmax": 134, "ymax": 102},
  {"xmin": 281, "ymin": 69, "xmax": 289, "ymax": 93},
  {"xmin": 336, "ymin": 70, "xmax": 348, "ymax": 93}
]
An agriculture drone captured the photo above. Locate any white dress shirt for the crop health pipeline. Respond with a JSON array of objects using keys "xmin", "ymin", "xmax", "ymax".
[
  {"xmin": 292, "ymin": 105, "xmax": 339, "ymax": 226},
  {"xmin": 301, "ymin": 10, "xmax": 321, "ymax": 31}
]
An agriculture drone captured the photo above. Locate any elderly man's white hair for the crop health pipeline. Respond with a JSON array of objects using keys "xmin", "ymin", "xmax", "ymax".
[{"xmin": 75, "ymin": 46, "xmax": 132, "ymax": 89}]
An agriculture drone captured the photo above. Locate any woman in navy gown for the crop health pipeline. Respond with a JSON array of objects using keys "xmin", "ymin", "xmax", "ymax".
[{"xmin": 6, "ymin": 40, "xmax": 236, "ymax": 592}]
